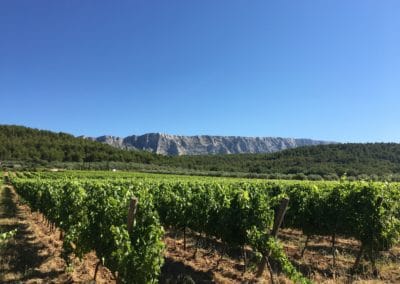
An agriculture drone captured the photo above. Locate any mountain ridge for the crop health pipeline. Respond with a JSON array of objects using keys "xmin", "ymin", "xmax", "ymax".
[
  {"xmin": 89, "ymin": 133, "xmax": 335, "ymax": 155},
  {"xmin": 1, "ymin": 125, "xmax": 400, "ymax": 179}
]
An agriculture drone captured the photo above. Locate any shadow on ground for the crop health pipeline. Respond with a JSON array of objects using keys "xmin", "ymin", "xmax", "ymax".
[
  {"xmin": 160, "ymin": 257, "xmax": 214, "ymax": 283},
  {"xmin": 0, "ymin": 186, "xmax": 70, "ymax": 283}
]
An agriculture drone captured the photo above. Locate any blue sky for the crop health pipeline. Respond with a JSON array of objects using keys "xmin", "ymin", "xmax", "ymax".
[{"xmin": 1, "ymin": 1, "xmax": 399, "ymax": 142}]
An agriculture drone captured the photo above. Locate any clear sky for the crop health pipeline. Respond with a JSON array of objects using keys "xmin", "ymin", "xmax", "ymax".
[{"xmin": 1, "ymin": 1, "xmax": 399, "ymax": 142}]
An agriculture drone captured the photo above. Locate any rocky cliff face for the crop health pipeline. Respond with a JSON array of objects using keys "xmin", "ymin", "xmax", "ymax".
[{"xmin": 90, "ymin": 133, "xmax": 333, "ymax": 156}]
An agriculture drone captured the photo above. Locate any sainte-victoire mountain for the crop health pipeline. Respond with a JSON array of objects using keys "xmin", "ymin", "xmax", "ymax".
[{"xmin": 89, "ymin": 133, "xmax": 333, "ymax": 156}]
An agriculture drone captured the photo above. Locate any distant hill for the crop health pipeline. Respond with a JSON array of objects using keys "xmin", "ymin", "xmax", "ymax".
[
  {"xmin": 1, "ymin": 125, "xmax": 400, "ymax": 179},
  {"xmin": 90, "ymin": 133, "xmax": 333, "ymax": 155},
  {"xmin": 0, "ymin": 125, "xmax": 159, "ymax": 164},
  {"xmin": 161, "ymin": 143, "xmax": 400, "ymax": 178}
]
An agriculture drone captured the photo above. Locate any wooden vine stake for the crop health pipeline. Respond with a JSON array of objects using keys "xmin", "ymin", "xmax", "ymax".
[
  {"xmin": 256, "ymin": 197, "xmax": 290, "ymax": 282},
  {"xmin": 101, "ymin": 197, "xmax": 138, "ymax": 281},
  {"xmin": 183, "ymin": 227, "xmax": 187, "ymax": 251},
  {"xmin": 127, "ymin": 197, "xmax": 138, "ymax": 234},
  {"xmin": 94, "ymin": 261, "xmax": 101, "ymax": 281},
  {"xmin": 271, "ymin": 198, "xmax": 290, "ymax": 238},
  {"xmin": 351, "ymin": 197, "xmax": 383, "ymax": 276},
  {"xmin": 301, "ymin": 235, "xmax": 310, "ymax": 258}
]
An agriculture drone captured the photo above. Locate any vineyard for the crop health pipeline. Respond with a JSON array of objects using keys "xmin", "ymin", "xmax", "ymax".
[{"xmin": 5, "ymin": 171, "xmax": 400, "ymax": 283}]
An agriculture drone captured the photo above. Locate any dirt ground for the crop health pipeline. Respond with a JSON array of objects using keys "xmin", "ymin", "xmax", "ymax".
[
  {"xmin": 0, "ymin": 186, "xmax": 114, "ymax": 283},
  {"xmin": 1, "ymin": 184, "xmax": 399, "ymax": 284},
  {"xmin": 161, "ymin": 228, "xmax": 400, "ymax": 284}
]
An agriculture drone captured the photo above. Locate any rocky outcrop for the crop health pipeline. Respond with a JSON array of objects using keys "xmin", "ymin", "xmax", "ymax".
[{"xmin": 89, "ymin": 133, "xmax": 334, "ymax": 156}]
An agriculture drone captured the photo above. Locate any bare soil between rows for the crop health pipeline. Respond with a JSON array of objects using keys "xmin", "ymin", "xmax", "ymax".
[
  {"xmin": 1, "ymin": 184, "xmax": 399, "ymax": 283},
  {"xmin": 161, "ymin": 228, "xmax": 400, "ymax": 284},
  {"xmin": 0, "ymin": 186, "xmax": 114, "ymax": 283}
]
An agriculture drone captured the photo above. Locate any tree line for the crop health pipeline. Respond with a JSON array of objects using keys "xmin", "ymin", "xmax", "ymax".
[
  {"xmin": 2, "ymin": 125, "xmax": 400, "ymax": 179},
  {"xmin": 0, "ymin": 125, "xmax": 160, "ymax": 164}
]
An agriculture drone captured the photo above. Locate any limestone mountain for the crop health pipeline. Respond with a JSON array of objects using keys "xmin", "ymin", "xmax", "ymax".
[{"xmin": 91, "ymin": 133, "xmax": 333, "ymax": 156}]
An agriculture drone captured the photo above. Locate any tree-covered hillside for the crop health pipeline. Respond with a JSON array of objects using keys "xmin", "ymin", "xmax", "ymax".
[
  {"xmin": 161, "ymin": 143, "xmax": 400, "ymax": 177},
  {"xmin": 0, "ymin": 125, "xmax": 160, "ymax": 164},
  {"xmin": 1, "ymin": 125, "xmax": 400, "ymax": 179}
]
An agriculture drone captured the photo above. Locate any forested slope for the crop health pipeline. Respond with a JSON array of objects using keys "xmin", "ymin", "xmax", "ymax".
[{"xmin": 1, "ymin": 125, "xmax": 400, "ymax": 178}]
